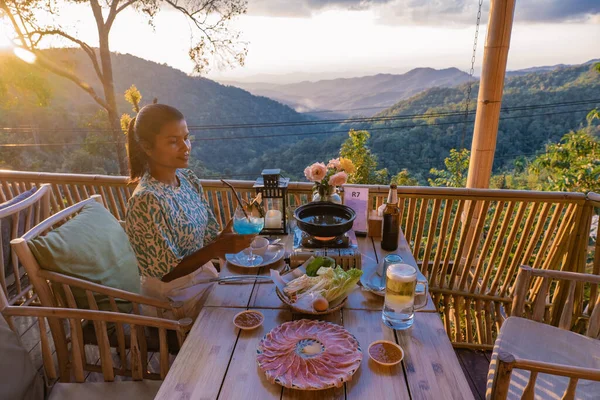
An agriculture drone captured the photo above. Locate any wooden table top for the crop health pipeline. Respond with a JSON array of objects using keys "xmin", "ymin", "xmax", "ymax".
[{"xmin": 155, "ymin": 232, "xmax": 473, "ymax": 400}]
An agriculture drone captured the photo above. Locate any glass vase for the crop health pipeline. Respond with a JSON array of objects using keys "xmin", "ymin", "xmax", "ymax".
[{"xmin": 312, "ymin": 186, "xmax": 342, "ymax": 204}]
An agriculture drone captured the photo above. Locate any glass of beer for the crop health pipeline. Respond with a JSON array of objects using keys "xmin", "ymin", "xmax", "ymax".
[{"xmin": 382, "ymin": 263, "xmax": 428, "ymax": 330}]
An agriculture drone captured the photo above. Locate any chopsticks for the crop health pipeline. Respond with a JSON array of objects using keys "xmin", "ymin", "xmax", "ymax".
[
  {"xmin": 217, "ymin": 275, "xmax": 273, "ymax": 285},
  {"xmin": 192, "ymin": 275, "xmax": 273, "ymax": 285}
]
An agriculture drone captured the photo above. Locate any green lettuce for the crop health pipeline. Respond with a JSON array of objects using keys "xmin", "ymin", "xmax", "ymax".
[
  {"xmin": 321, "ymin": 267, "xmax": 363, "ymax": 303},
  {"xmin": 284, "ymin": 264, "xmax": 363, "ymax": 304},
  {"xmin": 305, "ymin": 256, "xmax": 335, "ymax": 277}
]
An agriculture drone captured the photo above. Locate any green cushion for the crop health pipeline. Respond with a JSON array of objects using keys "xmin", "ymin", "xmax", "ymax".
[{"xmin": 28, "ymin": 201, "xmax": 140, "ymax": 312}]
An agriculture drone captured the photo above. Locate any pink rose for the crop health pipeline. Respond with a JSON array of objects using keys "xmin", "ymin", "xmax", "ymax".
[
  {"xmin": 328, "ymin": 171, "xmax": 348, "ymax": 186},
  {"xmin": 304, "ymin": 166, "xmax": 313, "ymax": 181},
  {"xmin": 327, "ymin": 158, "xmax": 341, "ymax": 170},
  {"xmin": 307, "ymin": 162, "xmax": 327, "ymax": 182}
]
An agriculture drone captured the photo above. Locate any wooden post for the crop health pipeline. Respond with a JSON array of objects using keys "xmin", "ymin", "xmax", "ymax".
[{"xmin": 466, "ymin": 0, "xmax": 517, "ymax": 189}]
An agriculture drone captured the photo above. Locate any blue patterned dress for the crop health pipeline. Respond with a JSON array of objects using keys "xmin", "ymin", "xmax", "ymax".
[{"xmin": 126, "ymin": 169, "xmax": 220, "ymax": 279}]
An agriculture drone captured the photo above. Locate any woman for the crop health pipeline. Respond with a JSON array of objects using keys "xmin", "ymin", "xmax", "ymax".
[{"xmin": 125, "ymin": 104, "xmax": 254, "ymax": 318}]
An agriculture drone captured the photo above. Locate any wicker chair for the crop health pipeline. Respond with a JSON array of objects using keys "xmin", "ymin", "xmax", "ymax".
[
  {"xmin": 487, "ymin": 265, "xmax": 600, "ymax": 399},
  {"xmin": 0, "ymin": 286, "xmax": 191, "ymax": 399},
  {"xmin": 0, "ymin": 184, "xmax": 51, "ymax": 306},
  {"xmin": 10, "ymin": 195, "xmax": 187, "ymax": 377}
]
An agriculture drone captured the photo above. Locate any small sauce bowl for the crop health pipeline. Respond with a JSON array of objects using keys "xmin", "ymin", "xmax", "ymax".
[
  {"xmin": 233, "ymin": 310, "xmax": 264, "ymax": 331},
  {"xmin": 368, "ymin": 340, "xmax": 404, "ymax": 366}
]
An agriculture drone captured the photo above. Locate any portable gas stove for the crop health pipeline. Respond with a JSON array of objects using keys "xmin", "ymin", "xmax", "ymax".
[{"xmin": 290, "ymin": 227, "xmax": 362, "ymax": 270}]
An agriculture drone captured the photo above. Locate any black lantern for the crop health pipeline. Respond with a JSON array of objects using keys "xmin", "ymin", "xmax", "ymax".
[{"xmin": 253, "ymin": 169, "xmax": 289, "ymax": 235}]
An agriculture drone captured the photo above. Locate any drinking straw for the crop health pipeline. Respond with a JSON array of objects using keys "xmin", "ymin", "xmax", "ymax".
[{"xmin": 221, "ymin": 179, "xmax": 250, "ymax": 221}]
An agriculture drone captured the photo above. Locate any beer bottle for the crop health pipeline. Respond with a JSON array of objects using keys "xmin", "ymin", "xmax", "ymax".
[{"xmin": 381, "ymin": 184, "xmax": 399, "ymax": 251}]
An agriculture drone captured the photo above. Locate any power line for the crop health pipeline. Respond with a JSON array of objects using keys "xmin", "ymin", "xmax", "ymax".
[
  {"xmin": 194, "ymin": 150, "xmax": 558, "ymax": 179},
  {"xmin": 189, "ymin": 99, "xmax": 600, "ymax": 131},
  {"xmin": 2, "ymin": 98, "xmax": 599, "ymax": 133},
  {"xmin": 0, "ymin": 107, "xmax": 593, "ymax": 148},
  {"xmin": 303, "ymin": 105, "xmax": 396, "ymax": 114}
]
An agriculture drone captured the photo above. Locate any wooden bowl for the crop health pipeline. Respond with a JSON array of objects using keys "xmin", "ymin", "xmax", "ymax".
[
  {"xmin": 368, "ymin": 340, "xmax": 404, "ymax": 366},
  {"xmin": 275, "ymin": 287, "xmax": 346, "ymax": 315},
  {"xmin": 233, "ymin": 310, "xmax": 264, "ymax": 330}
]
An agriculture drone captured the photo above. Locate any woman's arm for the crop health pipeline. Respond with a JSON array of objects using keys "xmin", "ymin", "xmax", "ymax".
[{"xmin": 161, "ymin": 227, "xmax": 254, "ymax": 282}]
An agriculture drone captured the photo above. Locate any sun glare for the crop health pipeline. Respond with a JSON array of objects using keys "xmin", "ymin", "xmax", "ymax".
[
  {"xmin": 13, "ymin": 47, "xmax": 37, "ymax": 64},
  {"xmin": 0, "ymin": 21, "xmax": 12, "ymax": 49},
  {"xmin": 0, "ymin": 35, "xmax": 10, "ymax": 48}
]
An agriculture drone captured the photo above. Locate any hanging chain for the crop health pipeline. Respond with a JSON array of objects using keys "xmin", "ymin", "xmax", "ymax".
[{"xmin": 460, "ymin": 0, "xmax": 484, "ymax": 149}]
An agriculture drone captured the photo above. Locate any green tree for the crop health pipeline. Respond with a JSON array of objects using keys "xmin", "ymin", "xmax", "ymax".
[
  {"xmin": 428, "ymin": 149, "xmax": 470, "ymax": 187},
  {"xmin": 0, "ymin": 0, "xmax": 248, "ymax": 174},
  {"xmin": 340, "ymin": 129, "xmax": 388, "ymax": 184},
  {"xmin": 587, "ymin": 63, "xmax": 600, "ymax": 124},
  {"xmin": 0, "ymin": 54, "xmax": 50, "ymax": 110},
  {"xmin": 529, "ymin": 130, "xmax": 600, "ymax": 192},
  {"xmin": 391, "ymin": 169, "xmax": 418, "ymax": 186},
  {"xmin": 0, "ymin": 53, "xmax": 52, "ymax": 170}
]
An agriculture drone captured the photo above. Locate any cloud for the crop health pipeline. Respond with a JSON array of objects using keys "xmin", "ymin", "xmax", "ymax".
[
  {"xmin": 516, "ymin": 0, "xmax": 600, "ymax": 23},
  {"xmin": 248, "ymin": 0, "xmax": 393, "ymax": 17},
  {"xmin": 373, "ymin": 0, "xmax": 487, "ymax": 25},
  {"xmin": 247, "ymin": 0, "xmax": 600, "ymax": 24}
]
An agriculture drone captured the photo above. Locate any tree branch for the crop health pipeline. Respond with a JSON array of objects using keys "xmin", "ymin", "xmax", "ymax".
[
  {"xmin": 30, "ymin": 29, "xmax": 104, "ymax": 82},
  {"xmin": 115, "ymin": 0, "xmax": 138, "ymax": 16},
  {"xmin": 0, "ymin": 0, "xmax": 111, "ymax": 112},
  {"xmin": 105, "ymin": 0, "xmax": 128, "ymax": 30},
  {"xmin": 164, "ymin": 0, "xmax": 216, "ymax": 44},
  {"xmin": 191, "ymin": 0, "xmax": 218, "ymax": 17},
  {"xmin": 89, "ymin": 0, "xmax": 106, "ymax": 30},
  {"xmin": 33, "ymin": 51, "xmax": 110, "ymax": 111},
  {"xmin": 0, "ymin": 0, "xmax": 30, "ymax": 48}
]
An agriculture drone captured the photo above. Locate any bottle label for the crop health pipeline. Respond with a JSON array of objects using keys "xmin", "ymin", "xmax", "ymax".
[{"xmin": 383, "ymin": 214, "xmax": 399, "ymax": 233}]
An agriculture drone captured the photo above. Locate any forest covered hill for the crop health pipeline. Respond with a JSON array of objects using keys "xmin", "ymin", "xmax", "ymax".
[
  {"xmin": 1, "ymin": 49, "xmax": 598, "ymax": 184},
  {"xmin": 256, "ymin": 62, "xmax": 600, "ymax": 182},
  {"xmin": 0, "ymin": 48, "xmax": 317, "ymax": 177}
]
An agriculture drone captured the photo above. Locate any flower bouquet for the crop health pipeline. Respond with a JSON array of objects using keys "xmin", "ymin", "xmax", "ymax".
[{"xmin": 304, "ymin": 158, "xmax": 355, "ymax": 203}]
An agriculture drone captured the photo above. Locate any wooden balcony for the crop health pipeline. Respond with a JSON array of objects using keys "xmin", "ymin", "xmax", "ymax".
[{"xmin": 0, "ymin": 169, "xmax": 598, "ymax": 399}]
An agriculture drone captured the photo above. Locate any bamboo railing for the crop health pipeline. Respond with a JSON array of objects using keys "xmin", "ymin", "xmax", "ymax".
[
  {"xmin": 0, "ymin": 170, "xmax": 314, "ymax": 224},
  {"xmin": 1, "ymin": 170, "xmax": 598, "ymax": 349}
]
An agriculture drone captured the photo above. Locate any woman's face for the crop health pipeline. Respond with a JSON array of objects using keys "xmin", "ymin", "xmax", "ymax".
[{"xmin": 144, "ymin": 119, "xmax": 191, "ymax": 170}]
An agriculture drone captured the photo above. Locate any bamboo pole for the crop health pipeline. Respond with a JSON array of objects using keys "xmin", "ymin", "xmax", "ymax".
[{"xmin": 466, "ymin": 0, "xmax": 517, "ymax": 189}]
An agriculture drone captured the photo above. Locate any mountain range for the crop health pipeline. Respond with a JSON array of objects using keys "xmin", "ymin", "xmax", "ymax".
[
  {"xmin": 222, "ymin": 60, "xmax": 600, "ymax": 118},
  {"xmin": 1, "ymin": 49, "xmax": 598, "ymax": 183},
  {"xmin": 0, "ymin": 48, "xmax": 316, "ymax": 177},
  {"xmin": 247, "ymin": 61, "xmax": 600, "ymax": 181},
  {"xmin": 505, "ymin": 59, "xmax": 600, "ymax": 77},
  {"xmin": 221, "ymin": 68, "xmax": 472, "ymax": 117}
]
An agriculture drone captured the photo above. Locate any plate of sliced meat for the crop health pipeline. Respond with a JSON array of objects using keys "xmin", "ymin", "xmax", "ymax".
[{"xmin": 256, "ymin": 319, "xmax": 362, "ymax": 390}]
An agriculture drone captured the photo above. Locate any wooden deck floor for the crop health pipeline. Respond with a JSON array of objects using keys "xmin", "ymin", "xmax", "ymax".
[
  {"xmin": 455, "ymin": 349, "xmax": 493, "ymax": 400},
  {"xmin": 14, "ymin": 311, "xmax": 492, "ymax": 397}
]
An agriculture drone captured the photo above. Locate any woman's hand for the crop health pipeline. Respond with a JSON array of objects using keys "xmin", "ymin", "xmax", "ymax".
[
  {"xmin": 215, "ymin": 219, "xmax": 255, "ymax": 255},
  {"xmin": 217, "ymin": 219, "xmax": 234, "ymax": 238},
  {"xmin": 215, "ymin": 232, "xmax": 255, "ymax": 255},
  {"xmin": 162, "ymin": 222, "xmax": 255, "ymax": 282}
]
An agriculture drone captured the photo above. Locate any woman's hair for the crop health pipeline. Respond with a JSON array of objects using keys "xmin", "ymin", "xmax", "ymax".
[{"xmin": 127, "ymin": 104, "xmax": 185, "ymax": 180}]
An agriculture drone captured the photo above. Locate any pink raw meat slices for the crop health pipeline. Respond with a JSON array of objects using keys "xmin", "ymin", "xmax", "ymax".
[{"xmin": 256, "ymin": 319, "xmax": 362, "ymax": 390}]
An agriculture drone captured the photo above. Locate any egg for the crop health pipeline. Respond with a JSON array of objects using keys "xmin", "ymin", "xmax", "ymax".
[{"xmin": 313, "ymin": 296, "xmax": 329, "ymax": 312}]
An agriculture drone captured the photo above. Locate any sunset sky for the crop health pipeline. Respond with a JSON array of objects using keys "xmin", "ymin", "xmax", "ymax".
[{"xmin": 2, "ymin": 0, "xmax": 599, "ymax": 83}]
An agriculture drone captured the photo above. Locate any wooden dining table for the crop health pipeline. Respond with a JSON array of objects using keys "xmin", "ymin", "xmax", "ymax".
[{"xmin": 154, "ymin": 231, "xmax": 474, "ymax": 400}]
